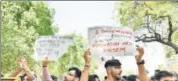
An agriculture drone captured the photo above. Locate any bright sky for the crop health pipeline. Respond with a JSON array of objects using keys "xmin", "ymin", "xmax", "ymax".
[
  {"xmin": 46, "ymin": 1, "xmax": 166, "ymax": 76},
  {"xmin": 47, "ymin": 1, "xmax": 119, "ymax": 38}
]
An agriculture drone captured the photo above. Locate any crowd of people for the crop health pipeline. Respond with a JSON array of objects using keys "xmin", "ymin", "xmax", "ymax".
[{"xmin": 1, "ymin": 46, "xmax": 178, "ymax": 81}]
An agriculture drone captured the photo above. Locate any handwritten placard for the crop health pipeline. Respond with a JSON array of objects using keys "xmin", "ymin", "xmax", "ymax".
[
  {"xmin": 34, "ymin": 36, "xmax": 73, "ymax": 61},
  {"xmin": 88, "ymin": 26, "xmax": 136, "ymax": 57}
]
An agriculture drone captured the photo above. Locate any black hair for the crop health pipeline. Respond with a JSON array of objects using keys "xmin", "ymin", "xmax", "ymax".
[
  {"xmin": 104, "ymin": 59, "xmax": 122, "ymax": 69},
  {"xmin": 127, "ymin": 75, "xmax": 138, "ymax": 81},
  {"xmin": 88, "ymin": 74, "xmax": 100, "ymax": 81},
  {"xmin": 154, "ymin": 71, "xmax": 173, "ymax": 80},
  {"xmin": 19, "ymin": 73, "xmax": 27, "ymax": 81},
  {"xmin": 51, "ymin": 75, "xmax": 58, "ymax": 80},
  {"xmin": 68, "ymin": 67, "xmax": 81, "ymax": 79},
  {"xmin": 122, "ymin": 75, "xmax": 127, "ymax": 80}
]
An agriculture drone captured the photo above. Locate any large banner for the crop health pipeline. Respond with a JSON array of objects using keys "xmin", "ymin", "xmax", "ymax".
[
  {"xmin": 34, "ymin": 36, "xmax": 73, "ymax": 61},
  {"xmin": 88, "ymin": 26, "xmax": 136, "ymax": 57}
]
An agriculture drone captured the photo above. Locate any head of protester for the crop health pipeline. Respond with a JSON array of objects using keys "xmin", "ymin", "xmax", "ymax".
[
  {"xmin": 42, "ymin": 57, "xmax": 81, "ymax": 81},
  {"xmin": 64, "ymin": 67, "xmax": 81, "ymax": 81},
  {"xmin": 51, "ymin": 75, "xmax": 58, "ymax": 81},
  {"xmin": 127, "ymin": 75, "xmax": 139, "ymax": 81},
  {"xmin": 104, "ymin": 59, "xmax": 122, "ymax": 81},
  {"xmin": 88, "ymin": 74, "xmax": 100, "ymax": 81},
  {"xmin": 8, "ymin": 56, "xmax": 35, "ymax": 81},
  {"xmin": 154, "ymin": 71, "xmax": 174, "ymax": 81}
]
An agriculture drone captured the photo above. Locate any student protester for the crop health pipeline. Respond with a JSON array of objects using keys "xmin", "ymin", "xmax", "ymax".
[
  {"xmin": 88, "ymin": 74, "xmax": 100, "ymax": 81},
  {"xmin": 154, "ymin": 71, "xmax": 174, "ymax": 81},
  {"xmin": 80, "ymin": 45, "xmax": 149, "ymax": 81},
  {"xmin": 9, "ymin": 57, "xmax": 35, "ymax": 81},
  {"xmin": 42, "ymin": 57, "xmax": 81, "ymax": 81},
  {"xmin": 127, "ymin": 75, "xmax": 139, "ymax": 81}
]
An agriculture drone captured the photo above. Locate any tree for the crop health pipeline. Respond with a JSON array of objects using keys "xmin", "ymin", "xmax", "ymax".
[
  {"xmin": 115, "ymin": 1, "xmax": 178, "ymax": 54},
  {"xmin": 1, "ymin": 1, "xmax": 56, "ymax": 74}
]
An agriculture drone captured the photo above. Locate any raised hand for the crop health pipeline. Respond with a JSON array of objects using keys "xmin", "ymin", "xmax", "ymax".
[
  {"xmin": 84, "ymin": 49, "xmax": 91, "ymax": 65},
  {"xmin": 42, "ymin": 57, "xmax": 49, "ymax": 67},
  {"xmin": 135, "ymin": 45, "xmax": 144, "ymax": 63}
]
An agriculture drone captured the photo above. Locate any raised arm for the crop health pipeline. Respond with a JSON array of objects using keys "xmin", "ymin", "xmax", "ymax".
[
  {"xmin": 8, "ymin": 67, "xmax": 22, "ymax": 77},
  {"xmin": 80, "ymin": 49, "xmax": 91, "ymax": 81},
  {"xmin": 21, "ymin": 57, "xmax": 35, "ymax": 81},
  {"xmin": 135, "ymin": 46, "xmax": 149, "ymax": 81},
  {"xmin": 42, "ymin": 57, "xmax": 53, "ymax": 81}
]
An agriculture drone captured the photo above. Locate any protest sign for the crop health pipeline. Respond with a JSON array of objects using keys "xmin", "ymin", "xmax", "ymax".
[
  {"xmin": 88, "ymin": 26, "xmax": 136, "ymax": 57},
  {"xmin": 34, "ymin": 36, "xmax": 73, "ymax": 61}
]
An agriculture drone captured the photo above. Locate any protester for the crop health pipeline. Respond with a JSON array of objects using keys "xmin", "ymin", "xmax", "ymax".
[
  {"xmin": 154, "ymin": 71, "xmax": 174, "ymax": 81},
  {"xmin": 80, "ymin": 45, "xmax": 149, "ymax": 81},
  {"xmin": 80, "ymin": 48, "xmax": 91, "ymax": 81},
  {"xmin": 8, "ymin": 57, "xmax": 35, "ymax": 81},
  {"xmin": 88, "ymin": 74, "xmax": 100, "ymax": 81},
  {"xmin": 121, "ymin": 75, "xmax": 127, "ymax": 81},
  {"xmin": 126, "ymin": 75, "xmax": 139, "ymax": 81},
  {"xmin": 42, "ymin": 57, "xmax": 81, "ymax": 81}
]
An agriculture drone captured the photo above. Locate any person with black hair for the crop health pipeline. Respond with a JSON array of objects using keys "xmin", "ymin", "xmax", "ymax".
[
  {"xmin": 154, "ymin": 71, "xmax": 174, "ymax": 81},
  {"xmin": 42, "ymin": 57, "xmax": 81, "ymax": 81},
  {"xmin": 64, "ymin": 67, "xmax": 82, "ymax": 81},
  {"xmin": 122, "ymin": 75, "xmax": 127, "ymax": 81},
  {"xmin": 88, "ymin": 74, "xmax": 100, "ymax": 81},
  {"xmin": 104, "ymin": 59, "xmax": 122, "ymax": 81},
  {"xmin": 103, "ymin": 46, "xmax": 149, "ymax": 81},
  {"xmin": 80, "ymin": 46, "xmax": 149, "ymax": 81},
  {"xmin": 50, "ymin": 75, "xmax": 58, "ymax": 81},
  {"xmin": 8, "ymin": 57, "xmax": 35, "ymax": 81},
  {"xmin": 126, "ymin": 75, "xmax": 139, "ymax": 81}
]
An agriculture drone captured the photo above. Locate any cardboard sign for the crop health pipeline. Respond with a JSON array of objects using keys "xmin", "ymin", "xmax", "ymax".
[
  {"xmin": 34, "ymin": 36, "xmax": 73, "ymax": 61},
  {"xmin": 88, "ymin": 26, "xmax": 136, "ymax": 57}
]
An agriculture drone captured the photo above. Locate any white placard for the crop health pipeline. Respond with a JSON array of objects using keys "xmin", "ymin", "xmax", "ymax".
[
  {"xmin": 88, "ymin": 26, "xmax": 136, "ymax": 57},
  {"xmin": 34, "ymin": 36, "xmax": 73, "ymax": 61}
]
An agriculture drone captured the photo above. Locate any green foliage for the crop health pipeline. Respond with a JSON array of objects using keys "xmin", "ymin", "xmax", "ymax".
[
  {"xmin": 2, "ymin": 1, "xmax": 96, "ymax": 77},
  {"xmin": 115, "ymin": 1, "xmax": 178, "ymax": 30},
  {"xmin": 115, "ymin": 1, "xmax": 178, "ymax": 56},
  {"xmin": 32, "ymin": 2, "xmax": 55, "ymax": 35},
  {"xmin": 1, "ymin": 1, "xmax": 56, "ymax": 74}
]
